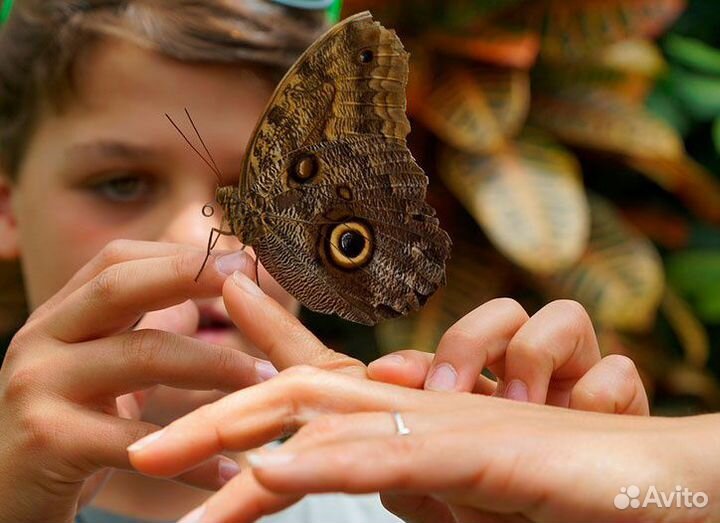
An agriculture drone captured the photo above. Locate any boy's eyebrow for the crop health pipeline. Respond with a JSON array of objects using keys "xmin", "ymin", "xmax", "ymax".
[{"xmin": 68, "ymin": 140, "xmax": 159, "ymax": 161}]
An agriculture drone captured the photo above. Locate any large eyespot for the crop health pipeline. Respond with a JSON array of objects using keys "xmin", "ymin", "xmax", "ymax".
[
  {"xmin": 291, "ymin": 154, "xmax": 319, "ymax": 183},
  {"xmin": 358, "ymin": 49, "xmax": 374, "ymax": 64},
  {"xmin": 327, "ymin": 221, "xmax": 374, "ymax": 270}
]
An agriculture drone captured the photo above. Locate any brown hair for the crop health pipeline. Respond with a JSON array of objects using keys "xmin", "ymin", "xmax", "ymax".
[
  {"xmin": 0, "ymin": 0, "xmax": 328, "ymax": 177},
  {"xmin": 0, "ymin": 0, "xmax": 328, "ymax": 337}
]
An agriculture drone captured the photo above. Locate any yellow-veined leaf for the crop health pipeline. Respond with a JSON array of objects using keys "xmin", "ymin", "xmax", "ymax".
[
  {"xmin": 417, "ymin": 66, "xmax": 530, "ymax": 154},
  {"xmin": 439, "ymin": 130, "xmax": 590, "ymax": 274},
  {"xmin": 508, "ymin": 0, "xmax": 686, "ymax": 60},
  {"xmin": 543, "ymin": 195, "xmax": 665, "ymax": 331},
  {"xmin": 530, "ymin": 89, "xmax": 685, "ymax": 160}
]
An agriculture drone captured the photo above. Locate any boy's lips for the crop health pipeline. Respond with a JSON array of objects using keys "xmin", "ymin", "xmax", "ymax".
[{"xmin": 195, "ymin": 304, "xmax": 235, "ymax": 344}]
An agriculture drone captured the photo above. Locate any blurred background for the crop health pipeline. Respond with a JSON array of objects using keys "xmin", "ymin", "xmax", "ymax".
[{"xmin": 303, "ymin": 0, "xmax": 720, "ymax": 414}]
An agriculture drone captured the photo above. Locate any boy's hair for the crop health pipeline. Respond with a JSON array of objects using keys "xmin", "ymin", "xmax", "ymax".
[
  {"xmin": 0, "ymin": 0, "xmax": 328, "ymax": 176},
  {"xmin": 0, "ymin": 0, "xmax": 328, "ymax": 338}
]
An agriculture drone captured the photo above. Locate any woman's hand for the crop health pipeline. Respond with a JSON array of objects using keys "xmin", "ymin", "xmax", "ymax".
[
  {"xmin": 0, "ymin": 241, "xmax": 277, "ymax": 523},
  {"xmin": 128, "ymin": 272, "xmax": 654, "ymax": 523},
  {"xmin": 128, "ymin": 367, "xmax": 716, "ymax": 523}
]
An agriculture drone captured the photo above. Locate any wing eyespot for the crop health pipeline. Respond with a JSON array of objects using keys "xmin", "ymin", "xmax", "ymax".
[
  {"xmin": 358, "ymin": 49, "xmax": 374, "ymax": 64},
  {"xmin": 326, "ymin": 221, "xmax": 374, "ymax": 270},
  {"xmin": 291, "ymin": 154, "xmax": 320, "ymax": 183}
]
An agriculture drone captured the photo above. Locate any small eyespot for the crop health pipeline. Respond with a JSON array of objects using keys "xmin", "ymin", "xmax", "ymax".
[
  {"xmin": 291, "ymin": 154, "xmax": 319, "ymax": 183},
  {"xmin": 327, "ymin": 221, "xmax": 374, "ymax": 270},
  {"xmin": 336, "ymin": 185, "xmax": 353, "ymax": 201},
  {"xmin": 359, "ymin": 49, "xmax": 374, "ymax": 64}
]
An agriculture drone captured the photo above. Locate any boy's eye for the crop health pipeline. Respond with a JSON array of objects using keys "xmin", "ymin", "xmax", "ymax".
[{"xmin": 90, "ymin": 174, "xmax": 155, "ymax": 203}]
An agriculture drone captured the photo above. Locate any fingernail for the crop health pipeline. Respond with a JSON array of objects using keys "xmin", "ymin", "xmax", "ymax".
[
  {"xmin": 218, "ymin": 457, "xmax": 241, "ymax": 484},
  {"xmin": 425, "ymin": 363, "xmax": 457, "ymax": 392},
  {"xmin": 256, "ymin": 360, "xmax": 279, "ymax": 382},
  {"xmin": 215, "ymin": 251, "xmax": 253, "ymax": 276},
  {"xmin": 127, "ymin": 428, "xmax": 166, "ymax": 453},
  {"xmin": 504, "ymin": 380, "xmax": 529, "ymax": 402},
  {"xmin": 246, "ymin": 451, "xmax": 295, "ymax": 468},
  {"xmin": 177, "ymin": 504, "xmax": 206, "ymax": 523},
  {"xmin": 232, "ymin": 271, "xmax": 265, "ymax": 297}
]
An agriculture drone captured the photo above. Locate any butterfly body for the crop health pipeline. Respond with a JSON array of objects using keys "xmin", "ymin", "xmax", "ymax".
[{"xmin": 217, "ymin": 12, "xmax": 452, "ymax": 325}]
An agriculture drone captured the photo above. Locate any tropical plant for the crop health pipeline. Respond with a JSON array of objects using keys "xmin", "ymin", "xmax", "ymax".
[{"xmin": 337, "ymin": 0, "xmax": 720, "ymax": 410}]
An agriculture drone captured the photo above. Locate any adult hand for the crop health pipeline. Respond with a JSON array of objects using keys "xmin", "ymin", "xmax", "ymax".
[
  {"xmin": 128, "ymin": 273, "xmax": 653, "ymax": 523},
  {"xmin": 0, "ymin": 241, "xmax": 276, "ymax": 523},
  {"xmin": 128, "ymin": 368, "xmax": 709, "ymax": 523}
]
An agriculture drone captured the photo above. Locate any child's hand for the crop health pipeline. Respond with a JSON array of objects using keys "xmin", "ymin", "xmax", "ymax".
[{"xmin": 0, "ymin": 241, "xmax": 274, "ymax": 523}]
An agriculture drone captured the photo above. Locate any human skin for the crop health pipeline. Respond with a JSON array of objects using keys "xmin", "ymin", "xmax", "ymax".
[
  {"xmin": 127, "ymin": 275, "xmax": 718, "ymax": 523},
  {"xmin": 0, "ymin": 36, "xmax": 647, "ymax": 523}
]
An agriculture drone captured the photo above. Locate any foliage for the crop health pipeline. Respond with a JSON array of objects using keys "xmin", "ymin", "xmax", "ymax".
[{"xmin": 335, "ymin": 0, "xmax": 720, "ymax": 411}]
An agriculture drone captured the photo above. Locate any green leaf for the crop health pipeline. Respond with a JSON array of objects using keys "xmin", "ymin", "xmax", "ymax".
[
  {"xmin": 666, "ymin": 250, "xmax": 720, "ymax": 323},
  {"xmin": 664, "ymin": 34, "xmax": 720, "ymax": 75},
  {"xmin": 665, "ymin": 67, "xmax": 720, "ymax": 121},
  {"xmin": 646, "ymin": 84, "xmax": 692, "ymax": 136},
  {"xmin": 714, "ymin": 116, "xmax": 720, "ymax": 155}
]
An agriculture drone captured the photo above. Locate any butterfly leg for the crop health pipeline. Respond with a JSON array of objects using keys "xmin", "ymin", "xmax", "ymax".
[{"xmin": 195, "ymin": 227, "xmax": 235, "ymax": 282}]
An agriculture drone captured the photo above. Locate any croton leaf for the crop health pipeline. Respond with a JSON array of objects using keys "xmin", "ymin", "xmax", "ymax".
[
  {"xmin": 508, "ymin": 0, "xmax": 686, "ymax": 60},
  {"xmin": 439, "ymin": 130, "xmax": 590, "ymax": 274},
  {"xmin": 375, "ymin": 237, "xmax": 515, "ymax": 354},
  {"xmin": 660, "ymin": 288, "xmax": 709, "ymax": 368},
  {"xmin": 417, "ymin": 66, "xmax": 530, "ymax": 154},
  {"xmin": 625, "ymin": 155, "xmax": 720, "ymax": 224},
  {"xmin": 530, "ymin": 88, "xmax": 685, "ymax": 160},
  {"xmin": 543, "ymin": 195, "xmax": 665, "ymax": 332},
  {"xmin": 427, "ymin": 25, "xmax": 540, "ymax": 69}
]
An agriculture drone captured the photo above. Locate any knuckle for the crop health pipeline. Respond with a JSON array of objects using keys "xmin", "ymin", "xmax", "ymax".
[
  {"xmin": 209, "ymin": 346, "xmax": 240, "ymax": 377},
  {"xmin": 550, "ymin": 300, "xmax": 591, "ymax": 326},
  {"xmin": 604, "ymin": 354, "xmax": 639, "ymax": 381},
  {"xmin": 3, "ymin": 365, "xmax": 42, "ymax": 404},
  {"xmin": 506, "ymin": 335, "xmax": 544, "ymax": 363},
  {"xmin": 98, "ymin": 239, "xmax": 132, "ymax": 268},
  {"xmin": 300, "ymin": 414, "xmax": 344, "ymax": 441},
  {"xmin": 169, "ymin": 252, "xmax": 196, "ymax": 283},
  {"xmin": 438, "ymin": 326, "xmax": 476, "ymax": 351},
  {"xmin": 281, "ymin": 365, "xmax": 320, "ymax": 379},
  {"xmin": 488, "ymin": 297, "xmax": 529, "ymax": 321},
  {"xmin": 121, "ymin": 329, "xmax": 168, "ymax": 369},
  {"xmin": 16, "ymin": 404, "xmax": 57, "ymax": 453},
  {"xmin": 90, "ymin": 267, "xmax": 122, "ymax": 302}
]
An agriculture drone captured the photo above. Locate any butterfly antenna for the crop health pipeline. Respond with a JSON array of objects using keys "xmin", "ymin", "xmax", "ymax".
[
  {"xmin": 165, "ymin": 113, "xmax": 223, "ymax": 185},
  {"xmin": 185, "ymin": 108, "xmax": 222, "ymax": 181}
]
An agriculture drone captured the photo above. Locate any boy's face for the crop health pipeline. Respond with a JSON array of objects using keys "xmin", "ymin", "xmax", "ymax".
[{"xmin": 5, "ymin": 38, "xmax": 297, "ymax": 348}]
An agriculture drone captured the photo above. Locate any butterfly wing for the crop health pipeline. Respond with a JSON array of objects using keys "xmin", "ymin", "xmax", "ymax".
[{"xmin": 242, "ymin": 11, "xmax": 451, "ymax": 325}]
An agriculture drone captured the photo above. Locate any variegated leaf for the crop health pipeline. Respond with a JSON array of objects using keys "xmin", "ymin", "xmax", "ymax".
[
  {"xmin": 417, "ymin": 66, "xmax": 530, "ymax": 154},
  {"xmin": 439, "ymin": 131, "xmax": 590, "ymax": 274},
  {"xmin": 530, "ymin": 89, "xmax": 685, "ymax": 160},
  {"xmin": 544, "ymin": 195, "xmax": 665, "ymax": 332},
  {"xmin": 508, "ymin": 0, "xmax": 686, "ymax": 60},
  {"xmin": 625, "ymin": 155, "xmax": 720, "ymax": 224}
]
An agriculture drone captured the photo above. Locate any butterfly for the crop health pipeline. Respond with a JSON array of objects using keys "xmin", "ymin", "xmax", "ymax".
[{"xmin": 195, "ymin": 11, "xmax": 452, "ymax": 325}]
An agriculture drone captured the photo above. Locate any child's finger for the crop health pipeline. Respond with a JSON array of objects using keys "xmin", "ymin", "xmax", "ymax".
[
  {"xmin": 29, "ymin": 240, "xmax": 203, "ymax": 322},
  {"xmin": 222, "ymin": 272, "xmax": 367, "ymax": 376},
  {"xmin": 500, "ymin": 300, "xmax": 601, "ymax": 405},
  {"xmin": 424, "ymin": 298, "xmax": 529, "ymax": 392},
  {"xmin": 170, "ymin": 454, "xmax": 241, "ymax": 491},
  {"xmin": 60, "ymin": 330, "xmax": 277, "ymax": 398},
  {"xmin": 569, "ymin": 355, "xmax": 649, "ymax": 416},
  {"xmin": 41, "ymin": 249, "xmax": 255, "ymax": 343}
]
